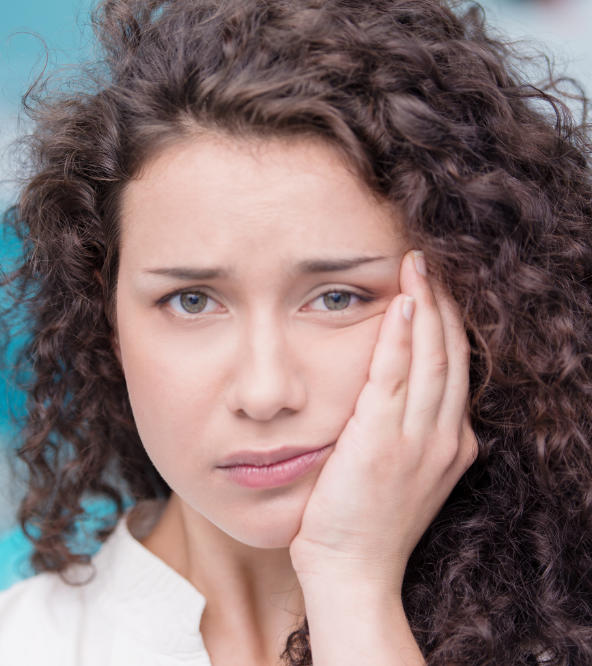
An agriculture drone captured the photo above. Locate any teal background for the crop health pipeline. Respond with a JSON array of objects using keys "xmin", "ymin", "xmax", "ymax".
[
  {"xmin": 0, "ymin": 0, "xmax": 591, "ymax": 590},
  {"xmin": 0, "ymin": 0, "xmax": 95, "ymax": 589}
]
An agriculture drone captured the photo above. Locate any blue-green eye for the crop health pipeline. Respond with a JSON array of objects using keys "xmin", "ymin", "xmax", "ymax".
[
  {"xmin": 168, "ymin": 291, "xmax": 217, "ymax": 315},
  {"xmin": 322, "ymin": 291, "xmax": 351, "ymax": 311},
  {"xmin": 180, "ymin": 292, "xmax": 207, "ymax": 313},
  {"xmin": 310, "ymin": 290, "xmax": 368, "ymax": 312}
]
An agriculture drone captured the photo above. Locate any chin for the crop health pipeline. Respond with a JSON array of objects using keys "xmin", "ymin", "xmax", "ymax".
[
  {"xmin": 247, "ymin": 527, "xmax": 300, "ymax": 550},
  {"xmin": 215, "ymin": 491, "xmax": 310, "ymax": 549}
]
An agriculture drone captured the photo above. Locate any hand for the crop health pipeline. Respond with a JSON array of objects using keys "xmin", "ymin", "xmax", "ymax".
[{"xmin": 289, "ymin": 249, "xmax": 478, "ymax": 594}]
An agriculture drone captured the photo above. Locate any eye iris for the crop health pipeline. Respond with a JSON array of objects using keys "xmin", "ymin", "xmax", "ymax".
[
  {"xmin": 179, "ymin": 292, "xmax": 207, "ymax": 313},
  {"xmin": 323, "ymin": 291, "xmax": 351, "ymax": 311}
]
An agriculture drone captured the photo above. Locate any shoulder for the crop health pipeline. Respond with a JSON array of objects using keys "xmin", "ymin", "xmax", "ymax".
[
  {"xmin": 0, "ymin": 567, "xmax": 95, "ymax": 663},
  {"xmin": 0, "ymin": 566, "xmax": 86, "ymax": 620},
  {"xmin": 0, "ymin": 501, "xmax": 208, "ymax": 666},
  {"xmin": 0, "ymin": 520, "xmax": 125, "ymax": 665}
]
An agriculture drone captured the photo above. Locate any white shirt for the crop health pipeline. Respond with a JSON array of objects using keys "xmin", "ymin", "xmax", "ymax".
[
  {"xmin": 0, "ymin": 502, "xmax": 556, "ymax": 664},
  {"xmin": 0, "ymin": 501, "xmax": 213, "ymax": 665}
]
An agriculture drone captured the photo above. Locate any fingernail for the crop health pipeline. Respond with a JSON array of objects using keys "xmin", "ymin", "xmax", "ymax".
[
  {"xmin": 402, "ymin": 296, "xmax": 415, "ymax": 321},
  {"xmin": 412, "ymin": 250, "xmax": 427, "ymax": 276}
]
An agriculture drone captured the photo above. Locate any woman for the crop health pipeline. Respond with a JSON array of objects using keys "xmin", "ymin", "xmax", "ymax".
[{"xmin": 0, "ymin": 0, "xmax": 591, "ymax": 664}]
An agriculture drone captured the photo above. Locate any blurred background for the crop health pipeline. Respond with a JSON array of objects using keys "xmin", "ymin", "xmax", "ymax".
[{"xmin": 1, "ymin": 0, "xmax": 591, "ymax": 589}]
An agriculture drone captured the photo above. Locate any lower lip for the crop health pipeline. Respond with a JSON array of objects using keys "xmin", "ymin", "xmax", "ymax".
[{"xmin": 219, "ymin": 444, "xmax": 334, "ymax": 489}]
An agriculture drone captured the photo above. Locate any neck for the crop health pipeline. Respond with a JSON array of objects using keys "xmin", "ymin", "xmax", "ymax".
[{"xmin": 140, "ymin": 494, "xmax": 306, "ymax": 665}]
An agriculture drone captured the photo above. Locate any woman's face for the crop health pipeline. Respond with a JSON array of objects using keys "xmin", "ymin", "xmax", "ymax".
[{"xmin": 116, "ymin": 135, "xmax": 408, "ymax": 548}]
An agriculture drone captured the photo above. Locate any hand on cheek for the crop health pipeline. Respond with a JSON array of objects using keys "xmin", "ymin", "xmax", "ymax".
[{"xmin": 289, "ymin": 249, "xmax": 478, "ymax": 593}]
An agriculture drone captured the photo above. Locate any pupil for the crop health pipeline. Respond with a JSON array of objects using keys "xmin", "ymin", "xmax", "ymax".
[
  {"xmin": 180, "ymin": 292, "xmax": 206, "ymax": 313},
  {"xmin": 324, "ymin": 292, "xmax": 350, "ymax": 311}
]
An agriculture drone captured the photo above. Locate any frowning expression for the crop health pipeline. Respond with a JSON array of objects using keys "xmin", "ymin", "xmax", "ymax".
[{"xmin": 115, "ymin": 134, "xmax": 408, "ymax": 548}]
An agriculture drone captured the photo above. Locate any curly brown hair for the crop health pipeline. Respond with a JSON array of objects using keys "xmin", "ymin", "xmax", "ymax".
[{"xmin": 2, "ymin": 0, "xmax": 592, "ymax": 663}]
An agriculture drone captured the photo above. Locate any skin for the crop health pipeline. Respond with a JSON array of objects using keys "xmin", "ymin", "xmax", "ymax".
[{"xmin": 115, "ymin": 134, "xmax": 476, "ymax": 665}]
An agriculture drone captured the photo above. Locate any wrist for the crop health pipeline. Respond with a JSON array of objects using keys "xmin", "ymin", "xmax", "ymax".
[
  {"xmin": 299, "ymin": 573, "xmax": 403, "ymax": 610},
  {"xmin": 292, "ymin": 554, "xmax": 406, "ymax": 599},
  {"xmin": 290, "ymin": 536, "xmax": 409, "ymax": 586},
  {"xmin": 299, "ymin": 580, "xmax": 425, "ymax": 666}
]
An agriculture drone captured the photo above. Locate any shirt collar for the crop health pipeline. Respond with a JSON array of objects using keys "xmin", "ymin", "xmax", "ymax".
[{"xmin": 92, "ymin": 500, "xmax": 209, "ymax": 658}]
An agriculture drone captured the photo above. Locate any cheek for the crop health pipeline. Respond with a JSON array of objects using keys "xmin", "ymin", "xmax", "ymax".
[
  {"xmin": 117, "ymin": 335, "xmax": 222, "ymax": 494},
  {"xmin": 116, "ymin": 323, "xmax": 219, "ymax": 449},
  {"xmin": 309, "ymin": 313, "xmax": 384, "ymax": 416}
]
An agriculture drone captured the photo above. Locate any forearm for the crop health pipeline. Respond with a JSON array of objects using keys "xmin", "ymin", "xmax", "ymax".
[{"xmin": 301, "ymin": 581, "xmax": 425, "ymax": 666}]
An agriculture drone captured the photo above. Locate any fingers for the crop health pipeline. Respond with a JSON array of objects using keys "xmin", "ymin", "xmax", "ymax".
[
  {"xmin": 367, "ymin": 293, "xmax": 414, "ymax": 392},
  {"xmin": 400, "ymin": 250, "xmax": 449, "ymax": 435},
  {"xmin": 399, "ymin": 249, "xmax": 476, "ymax": 473},
  {"xmin": 357, "ymin": 292, "xmax": 414, "ymax": 432},
  {"xmin": 355, "ymin": 247, "xmax": 476, "ymax": 475}
]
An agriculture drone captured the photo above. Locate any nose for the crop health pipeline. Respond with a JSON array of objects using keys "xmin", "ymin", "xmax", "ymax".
[{"xmin": 225, "ymin": 314, "xmax": 307, "ymax": 421}]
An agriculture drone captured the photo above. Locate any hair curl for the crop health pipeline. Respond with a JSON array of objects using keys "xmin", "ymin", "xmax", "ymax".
[{"xmin": 2, "ymin": 0, "xmax": 592, "ymax": 663}]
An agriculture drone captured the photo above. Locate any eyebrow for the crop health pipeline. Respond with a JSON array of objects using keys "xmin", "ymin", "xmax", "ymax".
[{"xmin": 144, "ymin": 255, "xmax": 393, "ymax": 280}]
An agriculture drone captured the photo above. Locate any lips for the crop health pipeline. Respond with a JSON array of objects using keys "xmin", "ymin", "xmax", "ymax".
[{"xmin": 218, "ymin": 444, "xmax": 332, "ymax": 468}]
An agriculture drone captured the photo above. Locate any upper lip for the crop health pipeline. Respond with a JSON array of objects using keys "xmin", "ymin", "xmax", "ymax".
[{"xmin": 218, "ymin": 444, "xmax": 331, "ymax": 468}]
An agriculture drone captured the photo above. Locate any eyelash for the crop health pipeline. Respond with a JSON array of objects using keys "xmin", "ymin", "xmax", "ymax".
[{"xmin": 157, "ymin": 288, "xmax": 376, "ymax": 318}]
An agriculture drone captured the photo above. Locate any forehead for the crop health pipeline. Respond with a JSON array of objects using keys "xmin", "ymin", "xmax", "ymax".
[{"xmin": 119, "ymin": 134, "xmax": 404, "ymax": 265}]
